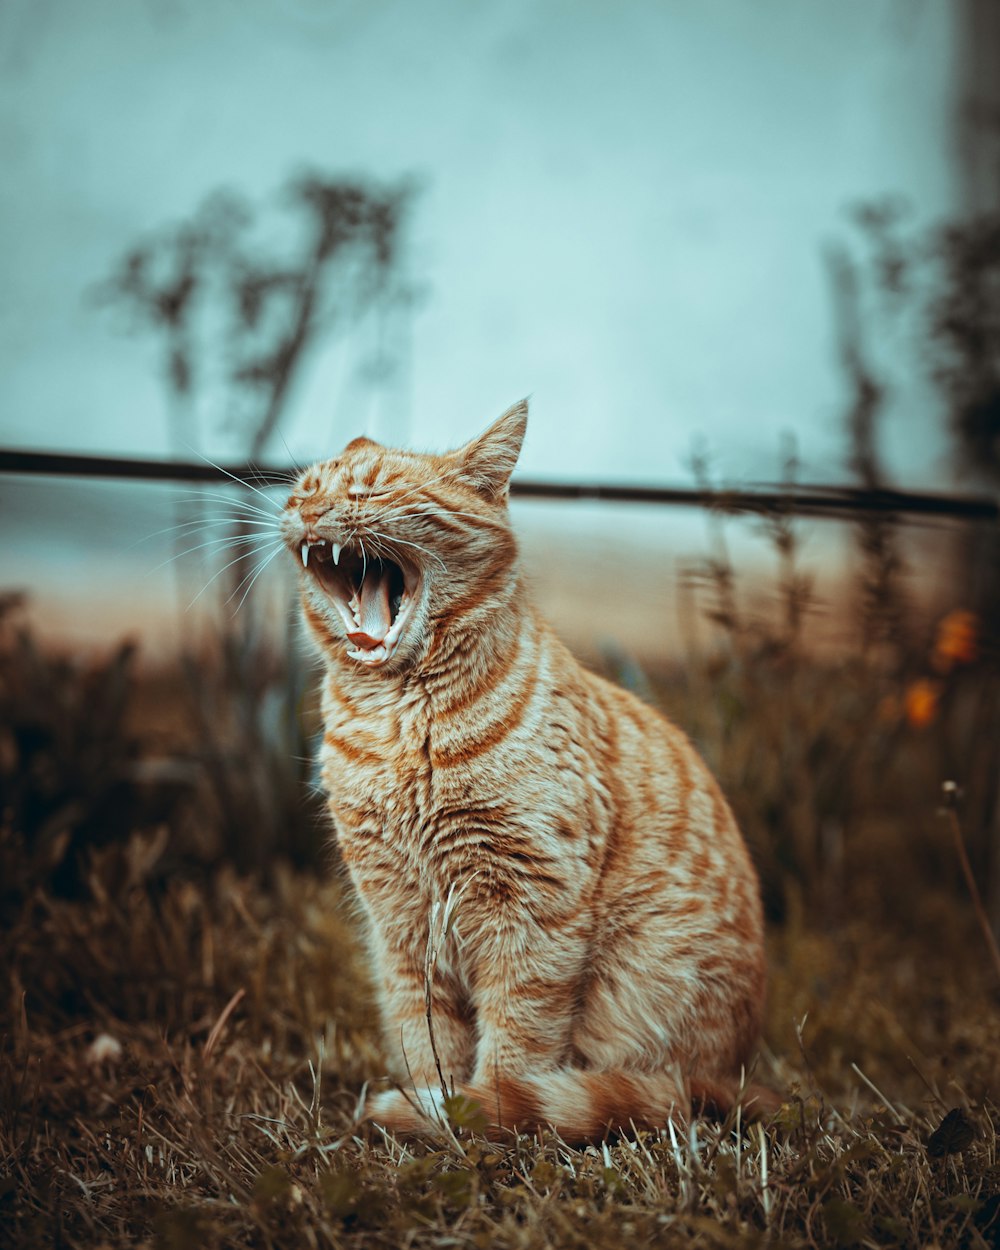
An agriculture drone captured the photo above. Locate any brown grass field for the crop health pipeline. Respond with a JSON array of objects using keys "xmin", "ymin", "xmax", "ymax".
[{"xmin": 2, "ymin": 539, "xmax": 1000, "ymax": 1248}]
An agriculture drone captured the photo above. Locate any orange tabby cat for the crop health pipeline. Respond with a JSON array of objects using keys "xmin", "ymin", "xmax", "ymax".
[{"xmin": 282, "ymin": 400, "xmax": 772, "ymax": 1142}]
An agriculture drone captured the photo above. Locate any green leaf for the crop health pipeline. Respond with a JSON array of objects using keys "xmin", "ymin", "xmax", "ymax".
[
  {"xmin": 443, "ymin": 1092, "xmax": 489, "ymax": 1134},
  {"xmin": 600, "ymin": 1165, "xmax": 627, "ymax": 1198},
  {"xmin": 432, "ymin": 1167, "xmax": 476, "ymax": 1209}
]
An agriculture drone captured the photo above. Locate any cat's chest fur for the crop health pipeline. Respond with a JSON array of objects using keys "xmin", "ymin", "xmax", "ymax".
[
  {"xmin": 321, "ymin": 668, "xmax": 504, "ymax": 865},
  {"xmin": 320, "ymin": 670, "xmax": 432, "ymax": 857},
  {"xmin": 318, "ymin": 631, "xmax": 602, "ymax": 916}
]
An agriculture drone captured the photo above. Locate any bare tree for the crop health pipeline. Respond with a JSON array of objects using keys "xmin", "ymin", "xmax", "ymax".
[
  {"xmin": 97, "ymin": 170, "xmax": 416, "ymax": 610},
  {"xmin": 98, "ymin": 172, "xmax": 414, "ymax": 463}
]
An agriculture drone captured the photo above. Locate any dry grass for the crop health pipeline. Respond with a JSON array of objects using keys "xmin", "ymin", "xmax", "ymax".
[
  {"xmin": 3, "ymin": 539, "xmax": 1000, "ymax": 1247},
  {"xmin": 2, "ymin": 837, "xmax": 999, "ymax": 1250}
]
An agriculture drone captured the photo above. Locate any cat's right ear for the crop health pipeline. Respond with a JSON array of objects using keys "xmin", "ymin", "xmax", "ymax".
[{"xmin": 451, "ymin": 399, "xmax": 528, "ymax": 501}]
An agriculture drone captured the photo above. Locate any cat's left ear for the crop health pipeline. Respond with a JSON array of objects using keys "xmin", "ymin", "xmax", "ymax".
[{"xmin": 451, "ymin": 399, "xmax": 528, "ymax": 501}]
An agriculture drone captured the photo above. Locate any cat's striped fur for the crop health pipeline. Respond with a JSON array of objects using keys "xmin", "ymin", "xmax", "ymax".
[{"xmin": 282, "ymin": 400, "xmax": 772, "ymax": 1142}]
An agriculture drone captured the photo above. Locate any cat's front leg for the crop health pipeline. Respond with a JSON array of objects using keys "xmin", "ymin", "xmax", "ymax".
[
  {"xmin": 376, "ymin": 960, "xmax": 475, "ymax": 1088},
  {"xmin": 364, "ymin": 910, "xmax": 587, "ymax": 1138},
  {"xmin": 364, "ymin": 945, "xmax": 476, "ymax": 1134},
  {"xmin": 467, "ymin": 908, "xmax": 589, "ymax": 1085}
]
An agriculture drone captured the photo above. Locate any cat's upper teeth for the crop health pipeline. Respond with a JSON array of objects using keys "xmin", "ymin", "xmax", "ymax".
[{"xmin": 301, "ymin": 540, "xmax": 342, "ymax": 568}]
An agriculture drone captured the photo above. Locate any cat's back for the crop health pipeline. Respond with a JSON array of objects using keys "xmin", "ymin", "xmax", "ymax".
[
  {"xmin": 550, "ymin": 633, "xmax": 763, "ymax": 1051},
  {"xmin": 561, "ymin": 636, "xmax": 761, "ymax": 922},
  {"xmin": 535, "ymin": 621, "xmax": 745, "ymax": 841}
]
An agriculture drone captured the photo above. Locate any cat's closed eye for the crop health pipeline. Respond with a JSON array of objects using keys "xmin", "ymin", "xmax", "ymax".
[{"xmin": 346, "ymin": 484, "xmax": 392, "ymax": 500}]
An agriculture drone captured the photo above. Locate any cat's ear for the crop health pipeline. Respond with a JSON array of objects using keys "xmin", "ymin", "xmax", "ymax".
[{"xmin": 451, "ymin": 399, "xmax": 528, "ymax": 501}]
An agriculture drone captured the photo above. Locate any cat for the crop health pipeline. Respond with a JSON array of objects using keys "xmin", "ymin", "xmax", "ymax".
[{"xmin": 281, "ymin": 399, "xmax": 773, "ymax": 1142}]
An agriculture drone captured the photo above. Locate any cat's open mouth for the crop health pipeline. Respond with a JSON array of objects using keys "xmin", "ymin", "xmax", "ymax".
[{"xmin": 300, "ymin": 541, "xmax": 419, "ymax": 667}]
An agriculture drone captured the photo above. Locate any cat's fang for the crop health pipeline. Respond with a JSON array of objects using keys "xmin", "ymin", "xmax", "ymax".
[
  {"xmin": 300, "ymin": 542, "xmax": 310, "ymax": 568},
  {"xmin": 332, "ymin": 543, "xmax": 341, "ymax": 565}
]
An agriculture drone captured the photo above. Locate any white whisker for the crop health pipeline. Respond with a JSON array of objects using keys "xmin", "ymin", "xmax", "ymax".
[
  {"xmin": 229, "ymin": 543, "xmax": 285, "ymax": 614},
  {"xmin": 133, "ymin": 516, "xmax": 279, "ymax": 550},
  {"xmin": 185, "ymin": 539, "xmax": 283, "ymax": 611},
  {"xmin": 173, "ymin": 489, "xmax": 281, "ymax": 521},
  {"xmin": 148, "ymin": 532, "xmax": 282, "ymax": 575},
  {"xmin": 244, "ymin": 459, "xmax": 279, "ymax": 491},
  {"xmin": 182, "ymin": 444, "xmax": 285, "ymax": 505},
  {"xmin": 278, "ymin": 429, "xmax": 305, "ymax": 475}
]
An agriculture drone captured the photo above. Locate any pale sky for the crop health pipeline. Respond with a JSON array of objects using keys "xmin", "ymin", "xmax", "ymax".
[{"xmin": 0, "ymin": 0, "xmax": 966, "ymax": 486}]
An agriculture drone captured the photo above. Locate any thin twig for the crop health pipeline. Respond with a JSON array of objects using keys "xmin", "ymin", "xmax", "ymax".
[
  {"xmin": 203, "ymin": 988, "xmax": 246, "ymax": 1061},
  {"xmin": 942, "ymin": 781, "xmax": 1000, "ymax": 985}
]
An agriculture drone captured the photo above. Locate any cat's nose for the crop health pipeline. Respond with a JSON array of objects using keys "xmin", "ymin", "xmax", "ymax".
[{"xmin": 299, "ymin": 501, "xmax": 333, "ymax": 526}]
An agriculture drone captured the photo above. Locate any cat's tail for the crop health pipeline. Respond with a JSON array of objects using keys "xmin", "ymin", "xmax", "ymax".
[{"xmin": 366, "ymin": 1069, "xmax": 782, "ymax": 1144}]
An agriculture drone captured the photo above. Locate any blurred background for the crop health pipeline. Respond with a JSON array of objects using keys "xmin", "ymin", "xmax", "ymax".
[
  {"xmin": 2, "ymin": 0, "xmax": 1000, "ymax": 927},
  {"xmin": 6, "ymin": 8, "xmax": 1000, "ymax": 1244}
]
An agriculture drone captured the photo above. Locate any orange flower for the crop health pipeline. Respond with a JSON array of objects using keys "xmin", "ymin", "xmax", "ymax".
[
  {"xmin": 933, "ymin": 609, "xmax": 979, "ymax": 672},
  {"xmin": 904, "ymin": 678, "xmax": 941, "ymax": 729}
]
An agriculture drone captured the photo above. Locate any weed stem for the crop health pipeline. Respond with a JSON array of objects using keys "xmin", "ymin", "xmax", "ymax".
[{"xmin": 943, "ymin": 782, "xmax": 1000, "ymax": 985}]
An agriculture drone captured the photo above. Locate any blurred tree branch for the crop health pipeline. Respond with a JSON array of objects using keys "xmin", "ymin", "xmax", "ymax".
[
  {"xmin": 824, "ymin": 241, "xmax": 909, "ymax": 662},
  {"xmin": 95, "ymin": 172, "xmax": 416, "ymax": 461},
  {"xmin": 849, "ymin": 195, "xmax": 1000, "ymax": 934}
]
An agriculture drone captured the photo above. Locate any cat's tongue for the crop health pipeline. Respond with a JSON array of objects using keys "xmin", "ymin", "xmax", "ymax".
[{"xmin": 347, "ymin": 569, "xmax": 392, "ymax": 650}]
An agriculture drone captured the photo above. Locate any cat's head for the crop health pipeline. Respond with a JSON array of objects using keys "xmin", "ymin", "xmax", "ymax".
[{"xmin": 281, "ymin": 400, "xmax": 527, "ymax": 674}]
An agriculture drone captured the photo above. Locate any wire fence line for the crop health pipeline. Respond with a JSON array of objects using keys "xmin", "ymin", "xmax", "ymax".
[{"xmin": 1, "ymin": 445, "xmax": 997, "ymax": 523}]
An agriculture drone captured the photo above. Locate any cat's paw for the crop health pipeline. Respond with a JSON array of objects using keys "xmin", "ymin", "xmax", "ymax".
[{"xmin": 364, "ymin": 1085, "xmax": 448, "ymax": 1136}]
